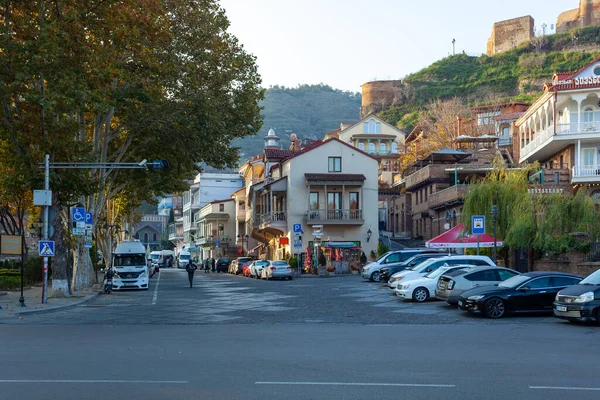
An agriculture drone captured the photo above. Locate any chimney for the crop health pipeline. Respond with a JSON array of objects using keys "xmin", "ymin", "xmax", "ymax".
[{"xmin": 457, "ymin": 116, "xmax": 462, "ymax": 136}]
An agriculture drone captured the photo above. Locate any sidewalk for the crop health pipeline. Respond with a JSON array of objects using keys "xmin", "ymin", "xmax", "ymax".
[{"xmin": 0, "ymin": 283, "xmax": 99, "ymax": 321}]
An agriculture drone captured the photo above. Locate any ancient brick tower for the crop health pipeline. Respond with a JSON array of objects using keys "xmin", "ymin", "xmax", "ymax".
[{"xmin": 557, "ymin": 0, "xmax": 600, "ymax": 33}]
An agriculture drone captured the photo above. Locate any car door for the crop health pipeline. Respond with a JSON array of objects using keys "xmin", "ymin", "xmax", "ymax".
[
  {"xmin": 462, "ymin": 269, "xmax": 499, "ymax": 291},
  {"xmin": 546, "ymin": 276, "xmax": 582, "ymax": 310},
  {"xmin": 383, "ymin": 252, "xmax": 402, "ymax": 269},
  {"xmin": 513, "ymin": 277, "xmax": 552, "ymax": 311}
]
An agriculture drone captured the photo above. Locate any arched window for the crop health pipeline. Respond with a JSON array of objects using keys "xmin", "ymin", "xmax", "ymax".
[
  {"xmin": 368, "ymin": 142, "xmax": 375, "ymax": 154},
  {"xmin": 358, "ymin": 142, "xmax": 365, "ymax": 151},
  {"xmin": 391, "ymin": 142, "xmax": 398, "ymax": 154},
  {"xmin": 379, "ymin": 142, "xmax": 387, "ymax": 153},
  {"xmin": 583, "ymin": 106, "xmax": 595, "ymax": 130},
  {"xmin": 143, "ymin": 233, "xmax": 149, "ymax": 243},
  {"xmin": 153, "ymin": 233, "xmax": 157, "ymax": 242}
]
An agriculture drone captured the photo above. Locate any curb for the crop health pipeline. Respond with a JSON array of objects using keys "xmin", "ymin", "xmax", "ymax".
[
  {"xmin": 298, "ymin": 274, "xmax": 360, "ymax": 279},
  {"xmin": 14, "ymin": 292, "xmax": 100, "ymax": 316}
]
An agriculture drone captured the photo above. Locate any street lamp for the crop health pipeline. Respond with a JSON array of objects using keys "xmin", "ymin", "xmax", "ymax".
[
  {"xmin": 367, "ymin": 229, "xmax": 372, "ymax": 243},
  {"xmin": 237, "ymin": 234, "xmax": 249, "ymax": 256},
  {"xmin": 491, "ymin": 205, "xmax": 499, "ymax": 263},
  {"xmin": 391, "ymin": 195, "xmax": 398, "ymax": 238}
]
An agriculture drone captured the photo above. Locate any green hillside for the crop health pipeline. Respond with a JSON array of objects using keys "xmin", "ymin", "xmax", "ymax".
[
  {"xmin": 234, "ymin": 84, "xmax": 361, "ymax": 160},
  {"xmin": 379, "ymin": 26, "xmax": 600, "ymax": 131}
]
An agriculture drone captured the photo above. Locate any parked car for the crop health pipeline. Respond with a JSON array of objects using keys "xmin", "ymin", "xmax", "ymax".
[
  {"xmin": 436, "ymin": 265, "xmax": 518, "ymax": 305},
  {"xmin": 459, "ymin": 271, "xmax": 582, "ymax": 319},
  {"xmin": 215, "ymin": 258, "xmax": 231, "ymax": 273},
  {"xmin": 388, "ymin": 255, "xmax": 497, "ymax": 291},
  {"xmin": 361, "ymin": 249, "xmax": 441, "ymax": 282},
  {"xmin": 249, "ymin": 260, "xmax": 270, "ymax": 278},
  {"xmin": 554, "ymin": 268, "xmax": 600, "ymax": 324},
  {"xmin": 230, "ymin": 257, "xmax": 254, "ymax": 275},
  {"xmin": 379, "ymin": 252, "xmax": 447, "ymax": 283},
  {"xmin": 395, "ymin": 265, "xmax": 476, "ymax": 302},
  {"xmin": 243, "ymin": 261, "xmax": 253, "ymax": 277},
  {"xmin": 261, "ymin": 260, "xmax": 293, "ymax": 280}
]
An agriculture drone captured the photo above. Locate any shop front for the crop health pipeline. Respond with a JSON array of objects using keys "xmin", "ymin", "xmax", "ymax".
[{"xmin": 305, "ymin": 240, "xmax": 362, "ymax": 274}]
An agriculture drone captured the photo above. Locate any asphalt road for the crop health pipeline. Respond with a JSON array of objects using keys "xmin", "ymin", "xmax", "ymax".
[{"xmin": 1, "ymin": 269, "xmax": 598, "ymax": 400}]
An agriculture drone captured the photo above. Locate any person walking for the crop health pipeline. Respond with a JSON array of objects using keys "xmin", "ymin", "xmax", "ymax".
[
  {"xmin": 204, "ymin": 259, "xmax": 210, "ymax": 273},
  {"xmin": 185, "ymin": 261, "xmax": 197, "ymax": 288},
  {"xmin": 211, "ymin": 257, "xmax": 216, "ymax": 273}
]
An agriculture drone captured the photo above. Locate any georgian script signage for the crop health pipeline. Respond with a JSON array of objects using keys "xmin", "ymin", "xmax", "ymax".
[{"xmin": 554, "ymin": 76, "xmax": 600, "ymax": 89}]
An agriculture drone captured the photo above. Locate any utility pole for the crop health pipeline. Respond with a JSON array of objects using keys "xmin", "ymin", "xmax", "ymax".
[{"xmin": 452, "ymin": 38, "xmax": 456, "ymax": 56}]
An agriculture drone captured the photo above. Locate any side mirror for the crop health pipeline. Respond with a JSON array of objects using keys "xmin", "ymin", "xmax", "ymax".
[{"xmin": 519, "ymin": 286, "xmax": 530, "ymax": 292}]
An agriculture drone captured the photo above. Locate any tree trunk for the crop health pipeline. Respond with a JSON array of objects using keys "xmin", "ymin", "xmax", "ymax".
[
  {"xmin": 72, "ymin": 240, "xmax": 97, "ymax": 294},
  {"xmin": 51, "ymin": 195, "xmax": 69, "ymax": 297}
]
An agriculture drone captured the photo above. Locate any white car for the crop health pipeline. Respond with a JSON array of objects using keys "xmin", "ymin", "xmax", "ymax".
[
  {"xmin": 395, "ymin": 265, "xmax": 475, "ymax": 302},
  {"xmin": 249, "ymin": 260, "xmax": 270, "ymax": 278},
  {"xmin": 387, "ymin": 255, "xmax": 496, "ymax": 290}
]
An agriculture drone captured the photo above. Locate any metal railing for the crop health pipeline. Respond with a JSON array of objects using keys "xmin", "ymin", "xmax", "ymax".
[
  {"xmin": 556, "ymin": 122, "xmax": 600, "ymax": 135},
  {"xmin": 259, "ymin": 211, "xmax": 287, "ymax": 224},
  {"xmin": 573, "ymin": 165, "xmax": 600, "ymax": 178},
  {"xmin": 520, "ymin": 125, "xmax": 555, "ymax": 158},
  {"xmin": 307, "ymin": 209, "xmax": 363, "ymax": 221}
]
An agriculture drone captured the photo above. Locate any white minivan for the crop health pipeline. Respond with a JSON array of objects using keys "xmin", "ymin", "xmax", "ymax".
[
  {"xmin": 177, "ymin": 251, "xmax": 192, "ymax": 269},
  {"xmin": 112, "ymin": 240, "xmax": 149, "ymax": 290}
]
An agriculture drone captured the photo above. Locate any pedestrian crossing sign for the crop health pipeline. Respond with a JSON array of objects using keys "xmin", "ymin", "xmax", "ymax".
[{"xmin": 38, "ymin": 240, "xmax": 55, "ymax": 257}]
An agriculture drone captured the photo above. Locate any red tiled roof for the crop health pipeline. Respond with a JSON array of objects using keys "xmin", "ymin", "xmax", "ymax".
[
  {"xmin": 305, "ymin": 173, "xmax": 366, "ymax": 182},
  {"xmin": 281, "ymin": 138, "xmax": 378, "ymax": 163},
  {"xmin": 264, "ymin": 148, "xmax": 299, "ymax": 159},
  {"xmin": 324, "ymin": 128, "xmax": 341, "ymax": 138}
]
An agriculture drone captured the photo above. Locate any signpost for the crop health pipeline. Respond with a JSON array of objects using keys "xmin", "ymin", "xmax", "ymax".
[
  {"xmin": 472, "ymin": 215, "xmax": 485, "ymax": 255},
  {"xmin": 293, "ymin": 224, "xmax": 302, "ymax": 275},
  {"xmin": 38, "ymin": 240, "xmax": 55, "ymax": 257}
]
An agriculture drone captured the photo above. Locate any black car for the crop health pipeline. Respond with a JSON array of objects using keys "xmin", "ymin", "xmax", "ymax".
[
  {"xmin": 216, "ymin": 258, "xmax": 231, "ymax": 273},
  {"xmin": 554, "ymin": 268, "xmax": 600, "ymax": 324},
  {"xmin": 458, "ymin": 271, "xmax": 582, "ymax": 319},
  {"xmin": 379, "ymin": 253, "xmax": 446, "ymax": 282}
]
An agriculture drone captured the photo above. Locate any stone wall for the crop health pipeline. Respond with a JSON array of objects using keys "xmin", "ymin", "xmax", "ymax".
[
  {"xmin": 486, "ymin": 16, "xmax": 534, "ymax": 56},
  {"xmin": 557, "ymin": 0, "xmax": 600, "ymax": 34},
  {"xmin": 532, "ymin": 252, "xmax": 599, "ymax": 277},
  {"xmin": 361, "ymin": 80, "xmax": 403, "ymax": 118}
]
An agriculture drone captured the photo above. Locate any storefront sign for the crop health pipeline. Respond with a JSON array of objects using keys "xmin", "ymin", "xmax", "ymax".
[
  {"xmin": 279, "ymin": 237, "xmax": 289, "ymax": 245},
  {"xmin": 555, "ymin": 76, "xmax": 600, "ymax": 88},
  {"xmin": 527, "ymin": 187, "xmax": 564, "ymax": 194},
  {"xmin": 1, "ymin": 235, "xmax": 22, "ymax": 255}
]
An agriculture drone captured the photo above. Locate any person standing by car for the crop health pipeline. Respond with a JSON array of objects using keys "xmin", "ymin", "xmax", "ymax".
[
  {"xmin": 185, "ymin": 261, "xmax": 197, "ymax": 288},
  {"xmin": 211, "ymin": 257, "xmax": 216, "ymax": 273}
]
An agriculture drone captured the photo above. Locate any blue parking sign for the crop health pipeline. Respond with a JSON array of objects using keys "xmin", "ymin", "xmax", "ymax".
[{"xmin": 293, "ymin": 224, "xmax": 302, "ymax": 233}]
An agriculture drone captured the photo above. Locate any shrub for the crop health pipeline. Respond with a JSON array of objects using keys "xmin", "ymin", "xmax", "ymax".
[
  {"xmin": 0, "ymin": 269, "xmax": 21, "ymax": 277},
  {"xmin": 369, "ymin": 250, "xmax": 376, "ymax": 261},
  {"xmin": 377, "ymin": 242, "xmax": 389, "ymax": 257},
  {"xmin": 0, "ymin": 276, "xmax": 21, "ymax": 289},
  {"xmin": 288, "ymin": 257, "xmax": 298, "ymax": 269},
  {"xmin": 24, "ymin": 257, "xmax": 43, "ymax": 284}
]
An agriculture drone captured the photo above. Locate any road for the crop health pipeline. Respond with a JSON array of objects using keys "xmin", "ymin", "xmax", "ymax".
[{"xmin": 1, "ymin": 269, "xmax": 598, "ymax": 400}]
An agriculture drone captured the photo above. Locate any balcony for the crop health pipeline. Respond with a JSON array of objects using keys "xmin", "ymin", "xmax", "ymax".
[
  {"xmin": 168, "ymin": 222, "xmax": 183, "ymax": 241},
  {"xmin": 237, "ymin": 206, "xmax": 246, "ymax": 221},
  {"xmin": 572, "ymin": 165, "xmax": 600, "ymax": 184},
  {"xmin": 428, "ymin": 185, "xmax": 468, "ymax": 210},
  {"xmin": 405, "ymin": 165, "xmax": 450, "ymax": 191},
  {"xmin": 305, "ymin": 209, "xmax": 364, "ymax": 226},
  {"xmin": 258, "ymin": 211, "xmax": 287, "ymax": 230},
  {"xmin": 520, "ymin": 122, "xmax": 600, "ymax": 163}
]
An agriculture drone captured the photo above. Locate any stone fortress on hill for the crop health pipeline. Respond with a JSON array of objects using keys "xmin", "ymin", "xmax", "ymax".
[
  {"xmin": 359, "ymin": 1, "xmax": 600, "ymax": 119},
  {"xmin": 487, "ymin": 0, "xmax": 600, "ymax": 56}
]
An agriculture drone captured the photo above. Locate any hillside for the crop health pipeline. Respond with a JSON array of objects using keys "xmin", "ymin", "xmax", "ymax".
[
  {"xmin": 378, "ymin": 26, "xmax": 600, "ymax": 131},
  {"xmin": 233, "ymin": 84, "xmax": 361, "ymax": 160}
]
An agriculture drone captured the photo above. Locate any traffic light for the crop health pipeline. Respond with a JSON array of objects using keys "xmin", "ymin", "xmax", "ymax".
[{"xmin": 148, "ymin": 160, "xmax": 170, "ymax": 170}]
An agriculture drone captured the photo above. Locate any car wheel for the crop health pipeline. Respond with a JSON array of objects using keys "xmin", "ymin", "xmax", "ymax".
[
  {"xmin": 370, "ymin": 271, "xmax": 380, "ymax": 282},
  {"xmin": 412, "ymin": 287, "xmax": 429, "ymax": 303},
  {"xmin": 484, "ymin": 298, "xmax": 505, "ymax": 319},
  {"xmin": 289, "ymin": 275, "xmax": 293, "ymax": 280},
  {"xmin": 595, "ymin": 308, "xmax": 600, "ymax": 326}
]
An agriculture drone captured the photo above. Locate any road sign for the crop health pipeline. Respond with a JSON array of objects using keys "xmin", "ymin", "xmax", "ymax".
[
  {"xmin": 85, "ymin": 212, "xmax": 93, "ymax": 225},
  {"xmin": 293, "ymin": 223, "xmax": 302, "ymax": 233},
  {"xmin": 84, "ymin": 242, "xmax": 93, "ymax": 249},
  {"xmin": 76, "ymin": 221, "xmax": 85, "ymax": 228},
  {"xmin": 71, "ymin": 207, "xmax": 85, "ymax": 222},
  {"xmin": 215, "ymin": 240, "xmax": 220, "ymax": 248},
  {"xmin": 293, "ymin": 239, "xmax": 302, "ymax": 248},
  {"xmin": 472, "ymin": 215, "xmax": 485, "ymax": 235},
  {"xmin": 72, "ymin": 228, "xmax": 85, "ymax": 236},
  {"xmin": 38, "ymin": 240, "xmax": 55, "ymax": 257}
]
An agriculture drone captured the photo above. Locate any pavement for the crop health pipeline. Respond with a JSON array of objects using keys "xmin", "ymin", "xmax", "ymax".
[
  {"xmin": 0, "ymin": 282, "xmax": 99, "ymax": 321},
  {"xmin": 1, "ymin": 268, "xmax": 598, "ymax": 400}
]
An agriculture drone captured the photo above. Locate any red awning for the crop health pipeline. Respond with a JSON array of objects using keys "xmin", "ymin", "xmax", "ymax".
[{"xmin": 426, "ymin": 223, "xmax": 502, "ymax": 249}]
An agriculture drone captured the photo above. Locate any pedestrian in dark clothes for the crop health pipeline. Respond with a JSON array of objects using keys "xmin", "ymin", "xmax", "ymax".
[{"xmin": 186, "ymin": 261, "xmax": 197, "ymax": 287}]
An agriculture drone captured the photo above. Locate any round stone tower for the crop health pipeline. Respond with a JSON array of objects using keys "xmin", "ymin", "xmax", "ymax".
[{"xmin": 360, "ymin": 80, "xmax": 403, "ymax": 118}]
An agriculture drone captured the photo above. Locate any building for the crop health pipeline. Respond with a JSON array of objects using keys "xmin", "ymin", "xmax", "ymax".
[
  {"xmin": 557, "ymin": 0, "xmax": 600, "ymax": 33},
  {"xmin": 486, "ymin": 16, "xmax": 534, "ymax": 56},
  {"xmin": 516, "ymin": 56, "xmax": 600, "ymax": 195},
  {"xmin": 158, "ymin": 195, "xmax": 182, "ymax": 218},
  {"xmin": 238, "ymin": 130, "xmax": 379, "ymax": 269},
  {"xmin": 194, "ymin": 199, "xmax": 238, "ymax": 260},
  {"xmin": 133, "ymin": 214, "xmax": 167, "ymax": 252},
  {"xmin": 181, "ymin": 171, "xmax": 244, "ymax": 250}
]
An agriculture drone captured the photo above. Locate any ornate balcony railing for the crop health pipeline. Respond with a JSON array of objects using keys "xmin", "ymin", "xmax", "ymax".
[{"xmin": 306, "ymin": 209, "xmax": 363, "ymax": 221}]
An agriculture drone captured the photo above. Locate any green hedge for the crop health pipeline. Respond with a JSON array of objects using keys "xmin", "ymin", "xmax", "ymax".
[
  {"xmin": 0, "ymin": 269, "xmax": 20, "ymax": 277},
  {"xmin": 0, "ymin": 276, "xmax": 20, "ymax": 289}
]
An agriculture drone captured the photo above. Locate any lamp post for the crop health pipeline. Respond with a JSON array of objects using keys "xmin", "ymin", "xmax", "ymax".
[
  {"xmin": 391, "ymin": 195, "xmax": 398, "ymax": 238},
  {"xmin": 22, "ymin": 218, "xmax": 43, "ymax": 308},
  {"xmin": 491, "ymin": 205, "xmax": 499, "ymax": 263},
  {"xmin": 367, "ymin": 229, "xmax": 372, "ymax": 243},
  {"xmin": 237, "ymin": 234, "xmax": 249, "ymax": 256}
]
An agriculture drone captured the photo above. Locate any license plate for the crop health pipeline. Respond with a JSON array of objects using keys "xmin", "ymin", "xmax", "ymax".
[
  {"xmin": 556, "ymin": 306, "xmax": 567, "ymax": 312},
  {"xmin": 458, "ymin": 300, "xmax": 463, "ymax": 306}
]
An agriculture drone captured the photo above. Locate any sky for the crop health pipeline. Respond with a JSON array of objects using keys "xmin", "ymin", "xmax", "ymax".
[{"xmin": 219, "ymin": 0, "xmax": 575, "ymax": 92}]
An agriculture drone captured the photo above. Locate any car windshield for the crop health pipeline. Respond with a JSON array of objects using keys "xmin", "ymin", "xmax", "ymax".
[
  {"xmin": 498, "ymin": 274, "xmax": 530, "ymax": 288},
  {"xmin": 375, "ymin": 252, "xmax": 392, "ymax": 263},
  {"xmin": 114, "ymin": 254, "xmax": 146, "ymax": 267},
  {"xmin": 179, "ymin": 255, "xmax": 191, "ymax": 261},
  {"xmin": 580, "ymin": 269, "xmax": 600, "ymax": 285},
  {"xmin": 150, "ymin": 255, "xmax": 159, "ymax": 261},
  {"xmin": 425, "ymin": 266, "xmax": 455, "ymax": 279},
  {"xmin": 411, "ymin": 258, "xmax": 439, "ymax": 271},
  {"xmin": 255, "ymin": 261, "xmax": 269, "ymax": 266}
]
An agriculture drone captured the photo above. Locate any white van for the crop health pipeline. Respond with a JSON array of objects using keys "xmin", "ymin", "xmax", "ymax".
[
  {"xmin": 112, "ymin": 240, "xmax": 149, "ymax": 290},
  {"xmin": 149, "ymin": 251, "xmax": 161, "ymax": 268},
  {"xmin": 158, "ymin": 250, "xmax": 175, "ymax": 268},
  {"xmin": 177, "ymin": 251, "xmax": 192, "ymax": 269}
]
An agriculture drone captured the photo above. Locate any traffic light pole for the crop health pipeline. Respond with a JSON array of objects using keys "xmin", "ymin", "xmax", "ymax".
[{"xmin": 40, "ymin": 155, "xmax": 164, "ymax": 302}]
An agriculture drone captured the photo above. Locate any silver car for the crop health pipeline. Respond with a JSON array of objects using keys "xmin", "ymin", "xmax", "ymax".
[
  {"xmin": 436, "ymin": 266, "xmax": 519, "ymax": 305},
  {"xmin": 261, "ymin": 260, "xmax": 293, "ymax": 280}
]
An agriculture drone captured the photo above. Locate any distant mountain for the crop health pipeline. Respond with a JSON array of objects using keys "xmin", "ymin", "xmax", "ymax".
[{"xmin": 234, "ymin": 84, "xmax": 362, "ymax": 160}]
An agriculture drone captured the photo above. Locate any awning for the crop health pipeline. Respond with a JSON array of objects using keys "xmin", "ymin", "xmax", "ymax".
[
  {"xmin": 248, "ymin": 243, "xmax": 265, "ymax": 253},
  {"xmin": 426, "ymin": 223, "xmax": 503, "ymax": 249},
  {"xmin": 322, "ymin": 242, "xmax": 361, "ymax": 249}
]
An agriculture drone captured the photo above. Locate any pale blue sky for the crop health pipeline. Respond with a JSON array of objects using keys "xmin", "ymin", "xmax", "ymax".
[{"xmin": 219, "ymin": 0, "xmax": 574, "ymax": 92}]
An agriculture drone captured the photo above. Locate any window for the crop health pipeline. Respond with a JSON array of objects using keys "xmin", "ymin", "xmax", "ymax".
[
  {"xmin": 594, "ymin": 65, "xmax": 600, "ymax": 76},
  {"xmin": 219, "ymin": 203, "xmax": 224, "ymax": 212},
  {"xmin": 153, "ymin": 233, "xmax": 157, "ymax": 242},
  {"xmin": 379, "ymin": 143, "xmax": 387, "ymax": 153},
  {"xmin": 349, "ymin": 192, "xmax": 359, "ymax": 209},
  {"xmin": 497, "ymin": 269, "xmax": 518, "ymax": 281},
  {"xmin": 358, "ymin": 142, "xmax": 365, "ymax": 151},
  {"xmin": 327, "ymin": 192, "xmax": 341, "ymax": 219},
  {"xmin": 391, "ymin": 142, "xmax": 398, "ymax": 154},
  {"xmin": 550, "ymin": 276, "xmax": 581, "ymax": 287},
  {"xmin": 368, "ymin": 142, "xmax": 375, "ymax": 154},
  {"xmin": 583, "ymin": 106, "xmax": 594, "ymax": 129},
  {"xmin": 328, "ymin": 157, "xmax": 341, "ymax": 172},
  {"xmin": 217, "ymin": 224, "xmax": 224, "ymax": 236},
  {"xmin": 309, "ymin": 192, "xmax": 319, "ymax": 210},
  {"xmin": 363, "ymin": 120, "xmax": 381, "ymax": 134},
  {"xmin": 385, "ymin": 253, "xmax": 401, "ymax": 264},
  {"xmin": 465, "ymin": 270, "xmax": 498, "ymax": 281},
  {"xmin": 523, "ymin": 277, "xmax": 551, "ymax": 289},
  {"xmin": 143, "ymin": 233, "xmax": 149, "ymax": 243},
  {"xmin": 502, "ymin": 127, "xmax": 510, "ymax": 137}
]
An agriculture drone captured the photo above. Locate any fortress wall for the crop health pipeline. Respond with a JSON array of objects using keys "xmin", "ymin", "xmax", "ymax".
[
  {"xmin": 486, "ymin": 16, "xmax": 534, "ymax": 56},
  {"xmin": 360, "ymin": 80, "xmax": 403, "ymax": 118}
]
